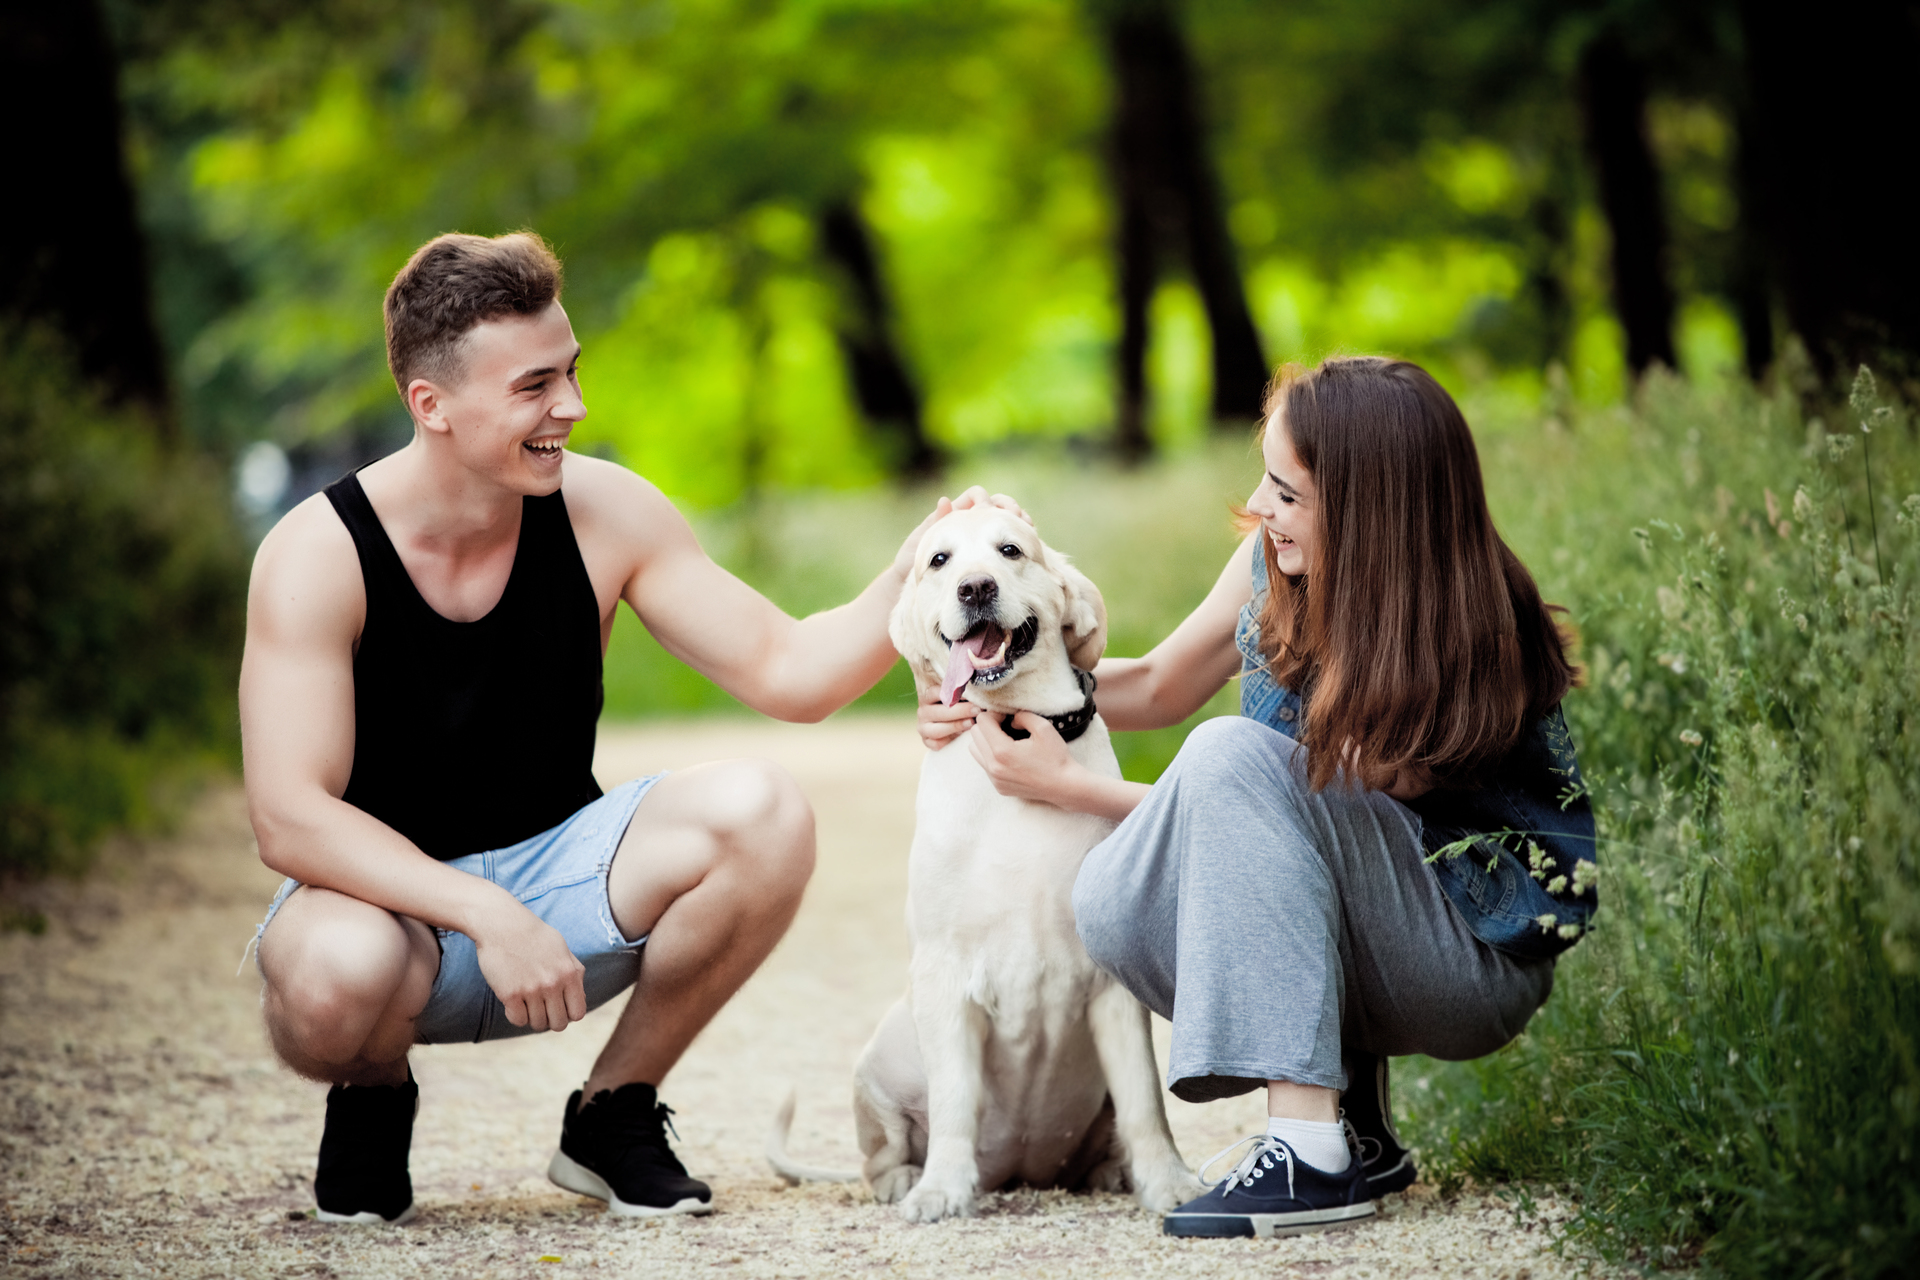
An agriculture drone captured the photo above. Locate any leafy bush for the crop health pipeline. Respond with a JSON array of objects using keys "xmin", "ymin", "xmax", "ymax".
[
  {"xmin": 1396, "ymin": 369, "xmax": 1919, "ymax": 1278},
  {"xmin": 0, "ymin": 329, "xmax": 247, "ymax": 883}
]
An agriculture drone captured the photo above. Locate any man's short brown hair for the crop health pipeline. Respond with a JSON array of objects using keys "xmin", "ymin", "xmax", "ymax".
[{"xmin": 384, "ymin": 231, "xmax": 563, "ymax": 391}]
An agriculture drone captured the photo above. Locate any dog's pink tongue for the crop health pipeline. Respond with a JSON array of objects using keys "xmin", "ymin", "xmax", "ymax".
[{"xmin": 940, "ymin": 636, "xmax": 980, "ymax": 706}]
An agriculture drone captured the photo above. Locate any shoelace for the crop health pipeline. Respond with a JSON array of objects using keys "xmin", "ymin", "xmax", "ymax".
[
  {"xmin": 1197, "ymin": 1133, "xmax": 1297, "ymax": 1201},
  {"xmin": 1343, "ymin": 1116, "xmax": 1377, "ymax": 1164}
]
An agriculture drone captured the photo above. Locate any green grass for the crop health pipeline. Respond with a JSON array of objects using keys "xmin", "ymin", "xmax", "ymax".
[{"xmin": 613, "ymin": 365, "xmax": 1919, "ymax": 1275}]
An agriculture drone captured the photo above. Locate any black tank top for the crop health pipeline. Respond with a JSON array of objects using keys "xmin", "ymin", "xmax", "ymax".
[{"xmin": 324, "ymin": 473, "xmax": 604, "ymax": 859}]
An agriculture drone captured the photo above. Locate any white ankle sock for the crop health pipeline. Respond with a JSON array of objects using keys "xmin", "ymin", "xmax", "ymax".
[{"xmin": 1266, "ymin": 1116, "xmax": 1351, "ymax": 1173}]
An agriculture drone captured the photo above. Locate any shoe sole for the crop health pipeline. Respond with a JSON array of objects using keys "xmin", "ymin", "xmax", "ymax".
[
  {"xmin": 1165, "ymin": 1201, "xmax": 1376, "ymax": 1238},
  {"xmin": 547, "ymin": 1150, "xmax": 714, "ymax": 1219},
  {"xmin": 315, "ymin": 1202, "xmax": 418, "ymax": 1226}
]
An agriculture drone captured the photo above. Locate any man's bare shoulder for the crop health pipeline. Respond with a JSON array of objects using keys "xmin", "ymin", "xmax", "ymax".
[
  {"xmin": 559, "ymin": 452, "xmax": 698, "ymax": 556},
  {"xmin": 247, "ymin": 491, "xmax": 365, "ymax": 645}
]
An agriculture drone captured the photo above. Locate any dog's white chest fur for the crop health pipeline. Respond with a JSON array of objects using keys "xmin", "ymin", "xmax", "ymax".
[{"xmin": 908, "ymin": 718, "xmax": 1121, "ymax": 972}]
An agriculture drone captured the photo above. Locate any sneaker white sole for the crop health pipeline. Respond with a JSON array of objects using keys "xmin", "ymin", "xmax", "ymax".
[
  {"xmin": 547, "ymin": 1150, "xmax": 713, "ymax": 1219},
  {"xmin": 315, "ymin": 1202, "xmax": 418, "ymax": 1226},
  {"xmin": 1167, "ymin": 1200, "xmax": 1376, "ymax": 1238}
]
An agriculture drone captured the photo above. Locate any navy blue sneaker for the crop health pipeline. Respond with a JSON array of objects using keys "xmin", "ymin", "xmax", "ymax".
[
  {"xmin": 1343, "ymin": 1050, "xmax": 1417, "ymax": 1196},
  {"xmin": 1162, "ymin": 1133, "xmax": 1375, "ymax": 1238}
]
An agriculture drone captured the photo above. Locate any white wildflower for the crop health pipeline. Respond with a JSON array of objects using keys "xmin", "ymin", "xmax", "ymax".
[{"xmin": 1572, "ymin": 860, "xmax": 1599, "ymax": 894}]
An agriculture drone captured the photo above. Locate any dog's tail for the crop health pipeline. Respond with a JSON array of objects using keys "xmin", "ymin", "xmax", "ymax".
[{"xmin": 765, "ymin": 1087, "xmax": 861, "ymax": 1186}]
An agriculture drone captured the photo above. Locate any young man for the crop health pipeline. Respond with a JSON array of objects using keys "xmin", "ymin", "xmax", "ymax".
[{"xmin": 242, "ymin": 231, "xmax": 987, "ymax": 1223}]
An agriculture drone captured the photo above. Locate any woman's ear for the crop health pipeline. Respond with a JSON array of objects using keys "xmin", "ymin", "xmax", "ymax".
[{"xmin": 1057, "ymin": 559, "xmax": 1107, "ymax": 671}]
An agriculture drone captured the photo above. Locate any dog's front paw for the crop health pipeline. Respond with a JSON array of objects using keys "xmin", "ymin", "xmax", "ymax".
[
  {"xmin": 869, "ymin": 1164, "xmax": 922, "ymax": 1204},
  {"xmin": 1130, "ymin": 1159, "xmax": 1204, "ymax": 1212},
  {"xmin": 897, "ymin": 1169, "xmax": 977, "ymax": 1223}
]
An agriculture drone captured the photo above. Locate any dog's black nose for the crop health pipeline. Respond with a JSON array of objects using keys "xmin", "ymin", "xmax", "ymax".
[{"xmin": 956, "ymin": 575, "xmax": 998, "ymax": 610}]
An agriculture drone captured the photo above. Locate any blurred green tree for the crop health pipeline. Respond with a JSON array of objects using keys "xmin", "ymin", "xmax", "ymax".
[{"xmin": 108, "ymin": 0, "xmax": 1920, "ymax": 506}]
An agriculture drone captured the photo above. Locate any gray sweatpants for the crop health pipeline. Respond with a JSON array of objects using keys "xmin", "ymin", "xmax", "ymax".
[{"xmin": 1073, "ymin": 716, "xmax": 1553, "ymax": 1100}]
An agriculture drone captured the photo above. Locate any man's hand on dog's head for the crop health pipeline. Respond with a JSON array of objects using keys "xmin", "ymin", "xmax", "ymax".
[{"xmin": 890, "ymin": 486, "xmax": 1033, "ymax": 581}]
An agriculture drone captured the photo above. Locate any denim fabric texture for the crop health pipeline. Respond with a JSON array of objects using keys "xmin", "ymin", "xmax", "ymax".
[
  {"xmin": 252, "ymin": 774, "xmax": 663, "ymax": 1043},
  {"xmin": 1235, "ymin": 541, "xmax": 1597, "ymax": 961}
]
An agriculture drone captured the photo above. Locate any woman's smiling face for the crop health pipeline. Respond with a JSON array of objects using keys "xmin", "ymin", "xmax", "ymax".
[{"xmin": 1246, "ymin": 407, "xmax": 1316, "ymax": 577}]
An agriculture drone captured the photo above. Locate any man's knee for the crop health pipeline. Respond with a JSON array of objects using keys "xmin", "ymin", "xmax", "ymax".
[
  {"xmin": 260, "ymin": 891, "xmax": 420, "ymax": 1050},
  {"xmin": 704, "ymin": 758, "xmax": 816, "ymax": 894}
]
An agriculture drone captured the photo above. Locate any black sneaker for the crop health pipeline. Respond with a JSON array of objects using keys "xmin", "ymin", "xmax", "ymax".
[
  {"xmin": 1342, "ymin": 1050, "xmax": 1417, "ymax": 1196},
  {"xmin": 1163, "ymin": 1133, "xmax": 1374, "ymax": 1238},
  {"xmin": 547, "ymin": 1084, "xmax": 713, "ymax": 1218},
  {"xmin": 314, "ymin": 1074, "xmax": 418, "ymax": 1225}
]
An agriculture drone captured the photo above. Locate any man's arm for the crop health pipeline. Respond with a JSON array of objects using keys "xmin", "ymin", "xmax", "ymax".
[
  {"xmin": 565, "ymin": 458, "xmax": 979, "ymax": 723},
  {"xmin": 240, "ymin": 497, "xmax": 589, "ymax": 1032}
]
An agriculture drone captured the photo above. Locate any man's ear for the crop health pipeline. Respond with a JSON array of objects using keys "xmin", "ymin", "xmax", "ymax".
[
  {"xmin": 1056, "ymin": 556, "xmax": 1107, "ymax": 671},
  {"xmin": 406, "ymin": 378, "xmax": 452, "ymax": 435}
]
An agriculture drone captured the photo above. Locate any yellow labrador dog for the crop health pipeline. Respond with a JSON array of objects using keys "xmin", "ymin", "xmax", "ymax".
[{"xmin": 768, "ymin": 506, "xmax": 1199, "ymax": 1222}]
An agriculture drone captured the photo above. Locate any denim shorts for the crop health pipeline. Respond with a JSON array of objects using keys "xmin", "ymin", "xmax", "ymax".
[{"xmin": 251, "ymin": 773, "xmax": 663, "ymax": 1045}]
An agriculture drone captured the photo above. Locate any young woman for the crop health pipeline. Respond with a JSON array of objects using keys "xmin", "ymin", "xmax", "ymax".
[{"xmin": 921, "ymin": 357, "xmax": 1597, "ymax": 1238}]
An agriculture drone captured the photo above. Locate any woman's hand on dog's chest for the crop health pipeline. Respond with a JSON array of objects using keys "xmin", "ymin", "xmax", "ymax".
[
  {"xmin": 920, "ymin": 694, "xmax": 1149, "ymax": 822},
  {"xmin": 967, "ymin": 710, "xmax": 1078, "ymax": 802},
  {"xmin": 918, "ymin": 696, "xmax": 981, "ymax": 751}
]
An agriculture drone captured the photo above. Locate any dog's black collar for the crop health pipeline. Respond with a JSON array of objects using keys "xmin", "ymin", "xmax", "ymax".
[{"xmin": 1001, "ymin": 668, "xmax": 1098, "ymax": 744}]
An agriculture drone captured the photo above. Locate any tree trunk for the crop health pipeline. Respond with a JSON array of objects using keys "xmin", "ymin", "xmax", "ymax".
[
  {"xmin": 1578, "ymin": 34, "xmax": 1675, "ymax": 378},
  {"xmin": 0, "ymin": 0, "xmax": 171, "ymax": 427},
  {"xmin": 1103, "ymin": 0, "xmax": 1266, "ymax": 457},
  {"xmin": 818, "ymin": 200, "xmax": 939, "ymax": 478},
  {"xmin": 1525, "ymin": 191, "xmax": 1572, "ymax": 371},
  {"xmin": 1737, "ymin": 0, "xmax": 1920, "ymax": 377}
]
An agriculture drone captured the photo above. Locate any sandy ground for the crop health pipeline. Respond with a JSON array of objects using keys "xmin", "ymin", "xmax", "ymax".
[{"xmin": 1, "ymin": 716, "xmax": 1610, "ymax": 1279}]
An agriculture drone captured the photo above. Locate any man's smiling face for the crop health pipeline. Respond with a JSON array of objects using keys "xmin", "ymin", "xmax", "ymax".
[{"xmin": 425, "ymin": 301, "xmax": 585, "ymax": 494}]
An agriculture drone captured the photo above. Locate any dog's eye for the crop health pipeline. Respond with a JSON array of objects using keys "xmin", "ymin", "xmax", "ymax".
[
  {"xmin": 929, "ymin": 552, "xmax": 950, "ymax": 569},
  {"xmin": 998, "ymin": 544, "xmax": 1022, "ymax": 560}
]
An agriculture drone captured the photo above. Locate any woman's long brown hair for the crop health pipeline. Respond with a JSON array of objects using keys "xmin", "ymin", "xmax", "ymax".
[{"xmin": 1252, "ymin": 357, "xmax": 1578, "ymax": 793}]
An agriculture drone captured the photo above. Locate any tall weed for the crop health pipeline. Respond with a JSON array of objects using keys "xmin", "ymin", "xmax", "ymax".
[{"xmin": 1400, "ymin": 370, "xmax": 1919, "ymax": 1277}]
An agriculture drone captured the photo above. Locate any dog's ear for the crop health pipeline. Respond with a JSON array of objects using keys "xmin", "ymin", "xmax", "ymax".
[
  {"xmin": 1056, "ymin": 556, "xmax": 1107, "ymax": 671},
  {"xmin": 887, "ymin": 569, "xmax": 922, "ymax": 666},
  {"xmin": 886, "ymin": 560, "xmax": 941, "ymax": 696}
]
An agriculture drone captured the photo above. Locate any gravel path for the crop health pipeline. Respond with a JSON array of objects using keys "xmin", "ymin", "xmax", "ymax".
[{"xmin": 2, "ymin": 716, "xmax": 1610, "ymax": 1279}]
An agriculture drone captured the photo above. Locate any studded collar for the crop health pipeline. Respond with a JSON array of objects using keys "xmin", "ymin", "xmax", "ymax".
[{"xmin": 1000, "ymin": 668, "xmax": 1098, "ymax": 744}]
